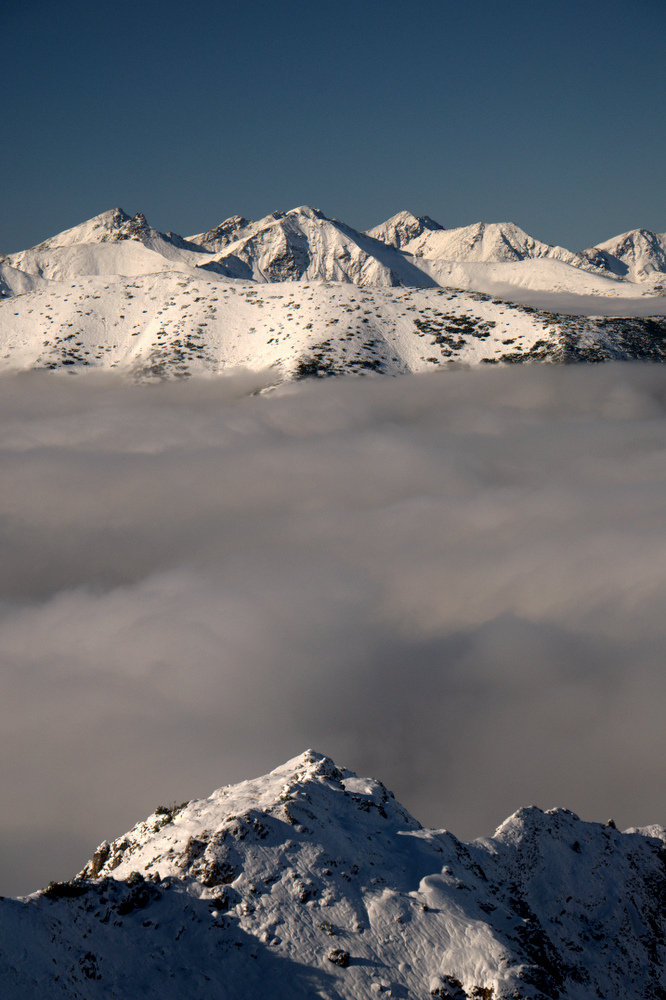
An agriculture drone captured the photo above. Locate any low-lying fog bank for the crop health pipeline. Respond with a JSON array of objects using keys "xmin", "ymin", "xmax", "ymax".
[{"xmin": 2, "ymin": 364, "xmax": 665, "ymax": 895}]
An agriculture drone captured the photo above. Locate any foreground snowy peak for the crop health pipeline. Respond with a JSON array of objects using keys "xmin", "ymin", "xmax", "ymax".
[
  {"xmin": 2, "ymin": 751, "xmax": 665, "ymax": 1000},
  {"xmin": 77, "ymin": 749, "xmax": 420, "ymax": 883},
  {"xmin": 3, "ymin": 273, "xmax": 666, "ymax": 381},
  {"xmin": 6, "ymin": 271, "xmax": 666, "ymax": 382}
]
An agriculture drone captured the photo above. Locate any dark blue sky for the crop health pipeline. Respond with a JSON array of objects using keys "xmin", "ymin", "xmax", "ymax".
[{"xmin": 2, "ymin": 0, "xmax": 664, "ymax": 253}]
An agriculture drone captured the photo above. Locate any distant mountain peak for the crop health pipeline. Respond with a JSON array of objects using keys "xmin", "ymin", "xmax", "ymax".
[
  {"xmin": 402, "ymin": 219, "xmax": 594, "ymax": 272},
  {"xmin": 107, "ymin": 206, "xmax": 131, "ymax": 225},
  {"xmin": 189, "ymin": 215, "xmax": 259, "ymax": 252},
  {"xmin": 110, "ymin": 210, "xmax": 152, "ymax": 242},
  {"xmin": 189, "ymin": 208, "xmax": 328, "ymax": 254},
  {"xmin": 367, "ymin": 210, "xmax": 444, "ymax": 249},
  {"xmin": 593, "ymin": 227, "xmax": 666, "ymax": 280},
  {"xmin": 22, "ymin": 207, "xmax": 158, "ymax": 253},
  {"xmin": 191, "ymin": 204, "xmax": 437, "ymax": 287},
  {"xmin": 285, "ymin": 205, "xmax": 327, "ymax": 220}
]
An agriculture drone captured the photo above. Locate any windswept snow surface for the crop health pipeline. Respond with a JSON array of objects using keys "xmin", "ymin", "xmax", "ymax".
[
  {"xmin": 2, "ymin": 274, "xmax": 640, "ymax": 379},
  {"xmin": 1, "ymin": 751, "xmax": 665, "ymax": 1000}
]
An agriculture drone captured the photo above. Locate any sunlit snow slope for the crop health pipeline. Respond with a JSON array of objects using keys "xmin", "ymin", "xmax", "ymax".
[
  {"xmin": 2, "ymin": 206, "xmax": 666, "ymax": 380},
  {"xmin": 1, "ymin": 752, "xmax": 664, "ymax": 1000}
]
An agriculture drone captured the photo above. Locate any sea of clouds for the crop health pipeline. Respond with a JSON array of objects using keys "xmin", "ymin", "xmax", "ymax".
[{"xmin": 2, "ymin": 364, "xmax": 666, "ymax": 894}]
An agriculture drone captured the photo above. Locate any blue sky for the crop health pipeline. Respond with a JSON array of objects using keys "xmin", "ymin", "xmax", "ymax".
[{"xmin": 2, "ymin": 0, "xmax": 664, "ymax": 253}]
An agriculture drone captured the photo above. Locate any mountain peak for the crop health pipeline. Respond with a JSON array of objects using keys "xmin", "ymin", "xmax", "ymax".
[
  {"xmin": 285, "ymin": 205, "xmax": 327, "ymax": 221},
  {"xmin": 77, "ymin": 749, "xmax": 419, "ymax": 883},
  {"xmin": 25, "ymin": 207, "xmax": 155, "ymax": 253},
  {"xmin": 8, "ymin": 751, "xmax": 665, "ymax": 1000},
  {"xmin": 188, "ymin": 214, "xmax": 257, "ymax": 251},
  {"xmin": 102, "ymin": 206, "xmax": 131, "ymax": 226},
  {"xmin": 367, "ymin": 210, "xmax": 444, "ymax": 249},
  {"xmin": 593, "ymin": 228, "xmax": 666, "ymax": 280},
  {"xmin": 402, "ymin": 219, "xmax": 591, "ymax": 270}
]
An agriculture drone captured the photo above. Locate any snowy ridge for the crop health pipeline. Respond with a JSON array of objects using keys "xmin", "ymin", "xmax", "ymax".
[
  {"xmin": 1, "ymin": 751, "xmax": 664, "ymax": 999},
  {"xmin": 4, "ymin": 206, "xmax": 666, "ymax": 289},
  {"xmin": 403, "ymin": 221, "xmax": 592, "ymax": 272},
  {"xmin": 4, "ymin": 273, "xmax": 666, "ymax": 381},
  {"xmin": 191, "ymin": 206, "xmax": 438, "ymax": 287},
  {"xmin": 1, "ymin": 208, "xmax": 209, "ymax": 283},
  {"xmin": 188, "ymin": 212, "xmax": 284, "ymax": 252},
  {"xmin": 2, "ymin": 206, "xmax": 666, "ymax": 381},
  {"xmin": 592, "ymin": 228, "xmax": 666, "ymax": 282},
  {"xmin": 19, "ymin": 208, "xmax": 143, "ymax": 250}
]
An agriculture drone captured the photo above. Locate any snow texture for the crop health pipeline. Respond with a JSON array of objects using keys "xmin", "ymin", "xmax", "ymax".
[
  {"xmin": 1, "ymin": 751, "xmax": 664, "ymax": 999},
  {"xmin": 2, "ymin": 206, "xmax": 666, "ymax": 382}
]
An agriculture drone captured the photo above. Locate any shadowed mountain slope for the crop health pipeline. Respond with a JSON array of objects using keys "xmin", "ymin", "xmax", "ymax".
[{"xmin": 2, "ymin": 751, "xmax": 665, "ymax": 1000}]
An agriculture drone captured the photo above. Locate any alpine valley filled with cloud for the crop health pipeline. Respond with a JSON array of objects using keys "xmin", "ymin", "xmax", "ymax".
[{"xmin": 2, "ymin": 201, "xmax": 666, "ymax": 998}]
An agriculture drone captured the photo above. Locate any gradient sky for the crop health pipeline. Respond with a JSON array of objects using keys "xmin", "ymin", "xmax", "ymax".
[{"xmin": 2, "ymin": 0, "xmax": 665, "ymax": 254}]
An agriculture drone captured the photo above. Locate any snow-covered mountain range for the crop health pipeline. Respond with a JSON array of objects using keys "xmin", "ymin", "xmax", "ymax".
[
  {"xmin": 2, "ymin": 751, "xmax": 664, "ymax": 999},
  {"xmin": 2, "ymin": 206, "xmax": 666, "ymax": 380}
]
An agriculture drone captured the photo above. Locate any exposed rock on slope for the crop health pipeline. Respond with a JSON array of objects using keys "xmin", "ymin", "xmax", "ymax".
[
  {"xmin": 366, "ymin": 210, "xmax": 444, "ymax": 249},
  {"xmin": 1, "ymin": 751, "xmax": 664, "ymax": 999},
  {"xmin": 188, "ymin": 212, "xmax": 282, "ymax": 252},
  {"xmin": 2, "ymin": 208, "xmax": 209, "ymax": 282},
  {"xmin": 195, "ymin": 206, "xmax": 438, "ymax": 287},
  {"xmin": 3, "ymin": 273, "xmax": 666, "ymax": 381},
  {"xmin": 2, "ymin": 205, "xmax": 666, "ymax": 381},
  {"xmin": 591, "ymin": 228, "xmax": 666, "ymax": 282}
]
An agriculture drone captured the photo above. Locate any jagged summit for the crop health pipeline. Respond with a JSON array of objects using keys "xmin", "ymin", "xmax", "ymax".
[
  {"xmin": 188, "ymin": 214, "xmax": 262, "ymax": 252},
  {"xmin": 2, "ymin": 203, "xmax": 666, "ymax": 381},
  {"xmin": 3, "ymin": 750, "xmax": 665, "ymax": 999},
  {"xmin": 592, "ymin": 227, "xmax": 666, "ymax": 281},
  {"xmin": 3, "ymin": 208, "xmax": 210, "ymax": 282},
  {"xmin": 77, "ymin": 748, "xmax": 419, "ymax": 883},
  {"xmin": 195, "ymin": 204, "xmax": 437, "ymax": 286},
  {"xmin": 366, "ymin": 210, "xmax": 444, "ymax": 249},
  {"xmin": 26, "ymin": 207, "xmax": 138, "ymax": 251},
  {"xmin": 188, "ymin": 207, "xmax": 327, "ymax": 254},
  {"xmin": 20, "ymin": 207, "xmax": 212, "ymax": 258},
  {"xmin": 287, "ymin": 205, "xmax": 326, "ymax": 219}
]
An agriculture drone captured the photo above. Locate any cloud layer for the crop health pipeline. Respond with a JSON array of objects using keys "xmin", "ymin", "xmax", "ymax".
[{"xmin": 2, "ymin": 365, "xmax": 666, "ymax": 894}]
